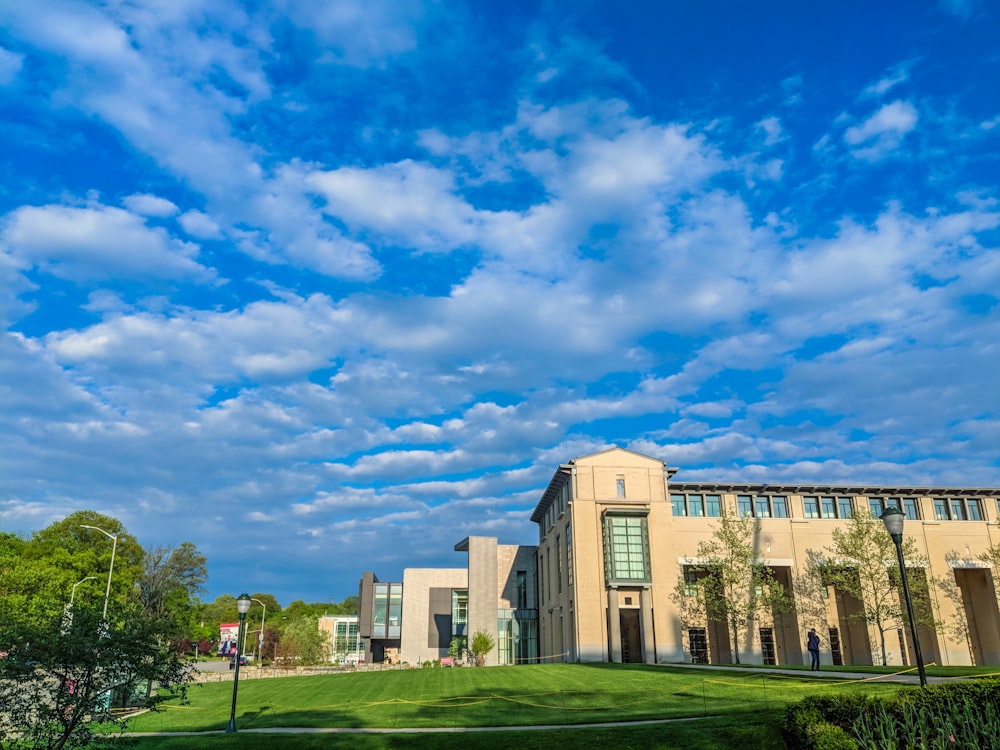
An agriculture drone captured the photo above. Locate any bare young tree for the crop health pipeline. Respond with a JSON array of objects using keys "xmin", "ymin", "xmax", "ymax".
[
  {"xmin": 688, "ymin": 513, "xmax": 793, "ymax": 664},
  {"xmin": 817, "ymin": 509, "xmax": 929, "ymax": 666}
]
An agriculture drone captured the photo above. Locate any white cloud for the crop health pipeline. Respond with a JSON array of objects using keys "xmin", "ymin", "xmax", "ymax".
[
  {"xmin": 179, "ymin": 210, "xmax": 223, "ymax": 239},
  {"xmin": 1, "ymin": 202, "xmax": 214, "ymax": 282},
  {"xmin": 123, "ymin": 193, "xmax": 179, "ymax": 217},
  {"xmin": 843, "ymin": 100, "xmax": 919, "ymax": 159}
]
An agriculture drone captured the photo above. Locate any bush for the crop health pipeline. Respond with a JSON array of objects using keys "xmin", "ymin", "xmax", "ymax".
[{"xmin": 784, "ymin": 679, "xmax": 1000, "ymax": 749}]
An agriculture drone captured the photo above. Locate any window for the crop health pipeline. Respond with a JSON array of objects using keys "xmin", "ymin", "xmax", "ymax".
[
  {"xmin": 497, "ymin": 609, "xmax": 538, "ymax": 665},
  {"xmin": 755, "ymin": 496, "xmax": 771, "ymax": 518},
  {"xmin": 869, "ymin": 497, "xmax": 887, "ymax": 517},
  {"xmin": 804, "ymin": 497, "xmax": 820, "ymax": 519},
  {"xmin": 689, "ymin": 494, "xmax": 705, "ymax": 517},
  {"xmin": 556, "ymin": 534, "xmax": 562, "ymax": 594},
  {"xmin": 671, "ymin": 493, "xmax": 687, "ymax": 517},
  {"xmin": 902, "ymin": 498, "xmax": 919, "ymax": 521},
  {"xmin": 539, "ymin": 555, "xmax": 545, "ymax": 604},
  {"xmin": 838, "ymin": 497, "xmax": 854, "ymax": 519},
  {"xmin": 821, "ymin": 497, "xmax": 836, "ymax": 519},
  {"xmin": 516, "ymin": 571, "xmax": 528, "ymax": 608},
  {"xmin": 372, "ymin": 583, "xmax": 403, "ymax": 639},
  {"xmin": 935, "ymin": 498, "xmax": 985, "ymax": 521},
  {"xmin": 706, "ymin": 495, "xmax": 722, "ymax": 517},
  {"xmin": 684, "ymin": 570, "xmax": 698, "ymax": 597},
  {"xmin": 388, "ymin": 586, "xmax": 402, "ymax": 638},
  {"xmin": 603, "ymin": 513, "xmax": 651, "ymax": 584},
  {"xmin": 452, "ymin": 590, "xmax": 468, "ymax": 636},
  {"xmin": 616, "ymin": 475, "xmax": 626, "ymax": 497},
  {"xmin": 951, "ymin": 499, "xmax": 967, "ymax": 520},
  {"xmin": 738, "ymin": 495, "xmax": 753, "ymax": 517},
  {"xmin": 771, "ymin": 496, "xmax": 789, "ymax": 518},
  {"xmin": 565, "ymin": 523, "xmax": 573, "ymax": 587}
]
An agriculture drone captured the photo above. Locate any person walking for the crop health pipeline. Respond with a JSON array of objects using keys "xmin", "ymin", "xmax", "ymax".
[{"xmin": 807, "ymin": 628, "xmax": 821, "ymax": 671}]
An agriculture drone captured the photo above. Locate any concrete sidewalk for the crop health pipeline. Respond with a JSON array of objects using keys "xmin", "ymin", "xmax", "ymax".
[{"xmin": 662, "ymin": 661, "xmax": 954, "ymax": 685}]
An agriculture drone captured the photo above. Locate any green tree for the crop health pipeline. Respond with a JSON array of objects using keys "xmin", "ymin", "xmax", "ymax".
[
  {"xmin": 469, "ymin": 630, "xmax": 495, "ymax": 667},
  {"xmin": 0, "ymin": 603, "xmax": 193, "ymax": 750},
  {"xmin": 275, "ymin": 615, "xmax": 330, "ymax": 665},
  {"xmin": 688, "ymin": 513, "xmax": 794, "ymax": 664},
  {"xmin": 816, "ymin": 509, "xmax": 931, "ymax": 666}
]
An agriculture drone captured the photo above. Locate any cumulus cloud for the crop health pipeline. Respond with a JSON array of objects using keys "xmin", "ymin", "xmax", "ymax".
[{"xmin": 1, "ymin": 202, "xmax": 214, "ymax": 282}]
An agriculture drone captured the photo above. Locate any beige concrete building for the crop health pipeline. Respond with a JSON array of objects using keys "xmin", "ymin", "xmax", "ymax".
[
  {"xmin": 532, "ymin": 447, "xmax": 1000, "ymax": 668},
  {"xmin": 358, "ymin": 536, "xmax": 537, "ymax": 666}
]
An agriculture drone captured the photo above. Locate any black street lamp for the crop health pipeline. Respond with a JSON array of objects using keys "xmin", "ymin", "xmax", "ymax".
[
  {"xmin": 226, "ymin": 593, "xmax": 253, "ymax": 732},
  {"xmin": 879, "ymin": 508, "xmax": 928, "ymax": 687}
]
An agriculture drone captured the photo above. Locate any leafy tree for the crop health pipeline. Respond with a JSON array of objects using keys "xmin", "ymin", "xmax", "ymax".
[
  {"xmin": 816, "ymin": 509, "xmax": 931, "ymax": 666},
  {"xmin": 687, "ymin": 513, "xmax": 793, "ymax": 664},
  {"xmin": 448, "ymin": 636, "xmax": 467, "ymax": 661},
  {"xmin": 469, "ymin": 630, "xmax": 495, "ymax": 667},
  {"xmin": 274, "ymin": 616, "xmax": 330, "ymax": 666},
  {"xmin": 0, "ymin": 603, "xmax": 193, "ymax": 750}
]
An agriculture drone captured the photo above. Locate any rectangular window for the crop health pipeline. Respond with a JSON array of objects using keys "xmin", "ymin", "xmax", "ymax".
[
  {"xmin": 951, "ymin": 499, "xmax": 967, "ymax": 521},
  {"xmin": 689, "ymin": 494, "xmax": 705, "ymax": 517},
  {"xmin": 671, "ymin": 493, "xmax": 687, "ymax": 517},
  {"xmin": 388, "ymin": 585, "xmax": 403, "ymax": 638},
  {"xmin": 616, "ymin": 475, "xmax": 626, "ymax": 497},
  {"xmin": 821, "ymin": 497, "xmax": 836, "ymax": 519},
  {"xmin": 684, "ymin": 569, "xmax": 698, "ymax": 597},
  {"xmin": 603, "ymin": 513, "xmax": 651, "ymax": 584},
  {"xmin": 804, "ymin": 497, "xmax": 820, "ymax": 519},
  {"xmin": 771, "ymin": 496, "xmax": 788, "ymax": 518},
  {"xmin": 968, "ymin": 499, "xmax": 983, "ymax": 521},
  {"xmin": 556, "ymin": 534, "xmax": 562, "ymax": 594},
  {"xmin": 869, "ymin": 497, "xmax": 886, "ymax": 517},
  {"xmin": 539, "ymin": 555, "xmax": 545, "ymax": 604},
  {"xmin": 706, "ymin": 495, "xmax": 722, "ymax": 517},
  {"xmin": 838, "ymin": 497, "xmax": 854, "ymax": 519},
  {"xmin": 902, "ymin": 498, "xmax": 919, "ymax": 521},
  {"xmin": 373, "ymin": 583, "xmax": 388, "ymax": 638},
  {"xmin": 755, "ymin": 496, "xmax": 771, "ymax": 518},
  {"xmin": 452, "ymin": 590, "xmax": 468, "ymax": 636},
  {"xmin": 737, "ymin": 495, "xmax": 753, "ymax": 517},
  {"xmin": 516, "ymin": 571, "xmax": 527, "ymax": 609},
  {"xmin": 565, "ymin": 523, "xmax": 573, "ymax": 587},
  {"xmin": 933, "ymin": 499, "xmax": 949, "ymax": 520}
]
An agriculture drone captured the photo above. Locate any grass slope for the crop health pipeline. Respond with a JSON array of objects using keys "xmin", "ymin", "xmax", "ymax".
[{"xmin": 126, "ymin": 662, "xmax": 906, "ymax": 748}]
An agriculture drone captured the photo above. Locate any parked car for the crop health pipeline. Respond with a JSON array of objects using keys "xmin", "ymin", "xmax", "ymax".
[{"xmin": 228, "ymin": 655, "xmax": 249, "ymax": 669}]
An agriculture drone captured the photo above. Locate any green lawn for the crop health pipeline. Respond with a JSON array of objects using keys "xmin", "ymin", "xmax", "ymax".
[{"xmin": 124, "ymin": 663, "xmax": 908, "ymax": 747}]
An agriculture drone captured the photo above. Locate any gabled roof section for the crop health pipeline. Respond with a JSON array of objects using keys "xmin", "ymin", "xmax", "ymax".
[
  {"xmin": 572, "ymin": 445, "xmax": 666, "ymax": 465},
  {"xmin": 530, "ymin": 447, "xmax": 676, "ymax": 523}
]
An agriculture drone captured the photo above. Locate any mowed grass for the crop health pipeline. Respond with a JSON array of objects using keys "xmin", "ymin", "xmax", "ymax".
[{"xmin": 127, "ymin": 663, "xmax": 905, "ymax": 743}]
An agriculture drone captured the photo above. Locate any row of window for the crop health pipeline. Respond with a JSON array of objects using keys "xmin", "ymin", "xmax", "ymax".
[{"xmin": 670, "ymin": 493, "xmax": 993, "ymax": 521}]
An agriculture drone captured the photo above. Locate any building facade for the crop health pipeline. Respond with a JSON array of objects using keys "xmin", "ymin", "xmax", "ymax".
[
  {"xmin": 358, "ymin": 536, "xmax": 538, "ymax": 666},
  {"xmin": 318, "ymin": 614, "xmax": 364, "ymax": 664},
  {"xmin": 532, "ymin": 447, "xmax": 1000, "ymax": 668}
]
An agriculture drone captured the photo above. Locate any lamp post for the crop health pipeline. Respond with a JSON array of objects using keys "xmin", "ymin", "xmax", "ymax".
[
  {"xmin": 226, "ymin": 593, "xmax": 252, "ymax": 733},
  {"xmin": 251, "ymin": 598, "xmax": 266, "ymax": 661},
  {"xmin": 80, "ymin": 525, "xmax": 118, "ymax": 619},
  {"xmin": 70, "ymin": 576, "xmax": 98, "ymax": 607},
  {"xmin": 880, "ymin": 507, "xmax": 928, "ymax": 687}
]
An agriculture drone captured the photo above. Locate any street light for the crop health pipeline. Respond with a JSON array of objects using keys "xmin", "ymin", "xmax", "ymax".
[
  {"xmin": 880, "ymin": 507, "xmax": 928, "ymax": 687},
  {"xmin": 80, "ymin": 525, "xmax": 118, "ymax": 620},
  {"xmin": 70, "ymin": 576, "xmax": 98, "ymax": 607},
  {"xmin": 226, "ymin": 593, "xmax": 252, "ymax": 733},
  {"xmin": 252, "ymin": 598, "xmax": 266, "ymax": 661}
]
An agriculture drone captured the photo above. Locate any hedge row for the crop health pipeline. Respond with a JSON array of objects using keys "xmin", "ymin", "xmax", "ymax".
[{"xmin": 782, "ymin": 678, "xmax": 1000, "ymax": 749}]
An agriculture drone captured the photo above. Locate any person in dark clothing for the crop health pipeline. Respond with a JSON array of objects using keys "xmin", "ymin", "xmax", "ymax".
[{"xmin": 807, "ymin": 628, "xmax": 821, "ymax": 671}]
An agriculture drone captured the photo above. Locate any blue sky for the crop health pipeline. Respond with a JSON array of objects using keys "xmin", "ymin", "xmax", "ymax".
[{"xmin": 1, "ymin": 0, "xmax": 998, "ymax": 606}]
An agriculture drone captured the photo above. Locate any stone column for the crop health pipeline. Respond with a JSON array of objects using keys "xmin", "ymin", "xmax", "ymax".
[
  {"xmin": 608, "ymin": 587, "xmax": 621, "ymax": 663},
  {"xmin": 640, "ymin": 586, "xmax": 655, "ymax": 664}
]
